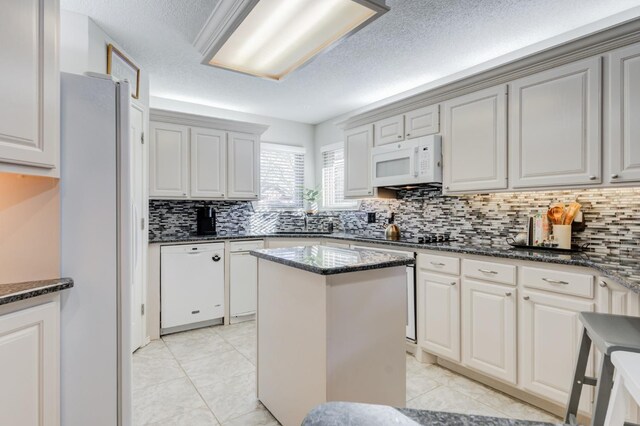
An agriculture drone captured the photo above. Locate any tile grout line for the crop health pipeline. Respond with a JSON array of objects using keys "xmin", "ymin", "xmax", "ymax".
[{"xmin": 160, "ymin": 335, "xmax": 225, "ymax": 426}]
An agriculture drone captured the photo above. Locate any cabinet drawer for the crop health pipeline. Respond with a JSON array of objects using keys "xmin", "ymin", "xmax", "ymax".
[
  {"xmin": 419, "ymin": 254, "xmax": 460, "ymax": 275},
  {"xmin": 521, "ymin": 266, "xmax": 594, "ymax": 298},
  {"xmin": 463, "ymin": 259, "xmax": 516, "ymax": 286},
  {"xmin": 230, "ymin": 240, "xmax": 264, "ymax": 252}
]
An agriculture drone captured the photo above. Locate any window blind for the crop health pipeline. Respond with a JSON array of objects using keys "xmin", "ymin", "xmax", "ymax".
[
  {"xmin": 258, "ymin": 145, "xmax": 305, "ymax": 210},
  {"xmin": 322, "ymin": 146, "xmax": 358, "ymax": 210}
]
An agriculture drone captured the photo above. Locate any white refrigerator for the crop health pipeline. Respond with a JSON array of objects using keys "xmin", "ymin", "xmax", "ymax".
[{"xmin": 60, "ymin": 72, "xmax": 133, "ymax": 426}]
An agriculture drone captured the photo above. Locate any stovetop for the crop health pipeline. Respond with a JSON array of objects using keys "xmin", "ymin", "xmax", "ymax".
[{"xmin": 355, "ymin": 233, "xmax": 453, "ymax": 244}]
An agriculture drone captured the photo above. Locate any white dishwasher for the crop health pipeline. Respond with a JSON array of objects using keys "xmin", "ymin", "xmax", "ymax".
[
  {"xmin": 161, "ymin": 243, "xmax": 225, "ymax": 334},
  {"xmin": 229, "ymin": 240, "xmax": 264, "ymax": 323}
]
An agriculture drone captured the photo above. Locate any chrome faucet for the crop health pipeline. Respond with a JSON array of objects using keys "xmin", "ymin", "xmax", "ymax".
[{"xmin": 303, "ymin": 212, "xmax": 308, "ymax": 231}]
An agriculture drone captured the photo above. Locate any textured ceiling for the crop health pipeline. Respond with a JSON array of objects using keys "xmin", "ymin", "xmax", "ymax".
[{"xmin": 61, "ymin": 0, "xmax": 640, "ymax": 124}]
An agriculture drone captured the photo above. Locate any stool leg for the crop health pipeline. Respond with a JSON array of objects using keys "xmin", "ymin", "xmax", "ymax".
[
  {"xmin": 565, "ymin": 328, "xmax": 592, "ymax": 423},
  {"xmin": 592, "ymin": 354, "xmax": 616, "ymax": 426}
]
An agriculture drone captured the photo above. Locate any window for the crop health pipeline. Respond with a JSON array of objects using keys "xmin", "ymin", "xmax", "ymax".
[
  {"xmin": 321, "ymin": 143, "xmax": 359, "ymax": 210},
  {"xmin": 257, "ymin": 143, "xmax": 305, "ymax": 210}
]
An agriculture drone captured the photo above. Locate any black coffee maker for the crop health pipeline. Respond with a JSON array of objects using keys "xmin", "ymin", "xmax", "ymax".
[{"xmin": 196, "ymin": 206, "xmax": 217, "ymax": 236}]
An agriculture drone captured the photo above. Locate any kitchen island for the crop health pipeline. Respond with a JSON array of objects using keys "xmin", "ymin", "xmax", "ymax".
[{"xmin": 250, "ymin": 245, "xmax": 414, "ymax": 426}]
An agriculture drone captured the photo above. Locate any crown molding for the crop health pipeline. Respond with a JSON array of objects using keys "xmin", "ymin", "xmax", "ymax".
[
  {"xmin": 150, "ymin": 109, "xmax": 269, "ymax": 135},
  {"xmin": 340, "ymin": 16, "xmax": 640, "ymax": 130}
]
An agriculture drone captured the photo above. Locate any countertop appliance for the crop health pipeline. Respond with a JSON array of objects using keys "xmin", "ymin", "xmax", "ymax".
[
  {"xmin": 372, "ymin": 135, "xmax": 442, "ymax": 189},
  {"xmin": 161, "ymin": 243, "xmax": 225, "ymax": 334},
  {"xmin": 230, "ymin": 240, "xmax": 265, "ymax": 323},
  {"xmin": 197, "ymin": 206, "xmax": 217, "ymax": 235},
  {"xmin": 60, "ymin": 73, "xmax": 136, "ymax": 425},
  {"xmin": 351, "ymin": 245, "xmax": 416, "ymax": 342},
  {"xmin": 355, "ymin": 233, "xmax": 452, "ymax": 245}
]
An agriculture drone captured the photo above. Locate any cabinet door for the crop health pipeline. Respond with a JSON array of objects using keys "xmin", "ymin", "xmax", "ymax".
[
  {"xmin": 462, "ymin": 279, "xmax": 516, "ymax": 384},
  {"xmin": 608, "ymin": 44, "xmax": 640, "ymax": 183},
  {"xmin": 520, "ymin": 290, "xmax": 594, "ymax": 411},
  {"xmin": 0, "ymin": 300, "xmax": 59, "ymax": 426},
  {"xmin": 149, "ymin": 122, "xmax": 189, "ymax": 198},
  {"xmin": 344, "ymin": 124, "xmax": 374, "ymax": 198},
  {"xmin": 510, "ymin": 57, "xmax": 602, "ymax": 188},
  {"xmin": 442, "ymin": 85, "xmax": 508, "ymax": 193},
  {"xmin": 405, "ymin": 105, "xmax": 439, "ymax": 139},
  {"xmin": 417, "ymin": 269, "xmax": 460, "ymax": 362},
  {"xmin": 190, "ymin": 127, "xmax": 226, "ymax": 199},
  {"xmin": 0, "ymin": 0, "xmax": 59, "ymax": 175},
  {"xmin": 227, "ymin": 132, "xmax": 259, "ymax": 200},
  {"xmin": 374, "ymin": 115, "xmax": 404, "ymax": 146}
]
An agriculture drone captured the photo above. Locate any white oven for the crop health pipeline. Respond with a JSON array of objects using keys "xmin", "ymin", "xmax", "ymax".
[
  {"xmin": 371, "ymin": 135, "xmax": 442, "ymax": 188},
  {"xmin": 350, "ymin": 245, "xmax": 416, "ymax": 342}
]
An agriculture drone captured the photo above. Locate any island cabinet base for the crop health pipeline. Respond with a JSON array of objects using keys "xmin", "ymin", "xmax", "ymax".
[{"xmin": 257, "ymin": 260, "xmax": 407, "ymax": 426}]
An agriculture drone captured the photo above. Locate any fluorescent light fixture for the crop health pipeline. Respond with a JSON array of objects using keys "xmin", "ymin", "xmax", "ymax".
[{"xmin": 194, "ymin": 0, "xmax": 389, "ymax": 81}]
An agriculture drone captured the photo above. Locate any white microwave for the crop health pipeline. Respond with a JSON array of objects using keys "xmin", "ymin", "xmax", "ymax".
[{"xmin": 371, "ymin": 135, "xmax": 442, "ymax": 188}]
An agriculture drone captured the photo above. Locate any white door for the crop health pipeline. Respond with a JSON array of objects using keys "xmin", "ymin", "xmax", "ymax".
[
  {"xmin": 0, "ymin": 300, "xmax": 59, "ymax": 426},
  {"xmin": 149, "ymin": 122, "xmax": 189, "ymax": 198},
  {"xmin": 374, "ymin": 114, "xmax": 404, "ymax": 146},
  {"xmin": 520, "ymin": 290, "xmax": 594, "ymax": 411},
  {"xmin": 130, "ymin": 104, "xmax": 145, "ymax": 352},
  {"xmin": 509, "ymin": 57, "xmax": 602, "ymax": 188},
  {"xmin": 190, "ymin": 127, "xmax": 227, "ymax": 199},
  {"xmin": 228, "ymin": 132, "xmax": 259, "ymax": 199},
  {"xmin": 608, "ymin": 44, "xmax": 640, "ymax": 183},
  {"xmin": 462, "ymin": 279, "xmax": 516, "ymax": 384},
  {"xmin": 442, "ymin": 85, "xmax": 508, "ymax": 193},
  {"xmin": 405, "ymin": 105, "xmax": 439, "ymax": 139},
  {"xmin": 344, "ymin": 124, "xmax": 374, "ymax": 198},
  {"xmin": 0, "ymin": 0, "xmax": 58, "ymax": 173},
  {"xmin": 417, "ymin": 269, "xmax": 460, "ymax": 362}
]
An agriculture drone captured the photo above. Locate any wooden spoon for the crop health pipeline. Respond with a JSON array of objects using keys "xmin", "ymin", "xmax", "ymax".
[
  {"xmin": 547, "ymin": 204, "xmax": 565, "ymax": 225},
  {"xmin": 563, "ymin": 202, "xmax": 582, "ymax": 225}
]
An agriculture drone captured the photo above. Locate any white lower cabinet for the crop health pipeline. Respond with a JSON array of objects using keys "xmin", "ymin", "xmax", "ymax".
[
  {"xmin": 519, "ymin": 290, "xmax": 594, "ymax": 412},
  {"xmin": 230, "ymin": 240, "xmax": 264, "ymax": 322},
  {"xmin": 417, "ymin": 267, "xmax": 460, "ymax": 362},
  {"xmin": 462, "ymin": 279, "xmax": 517, "ymax": 384},
  {"xmin": 0, "ymin": 298, "xmax": 59, "ymax": 426}
]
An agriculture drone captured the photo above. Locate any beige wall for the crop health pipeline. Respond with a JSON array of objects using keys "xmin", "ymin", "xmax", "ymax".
[{"xmin": 0, "ymin": 173, "xmax": 60, "ymax": 284}]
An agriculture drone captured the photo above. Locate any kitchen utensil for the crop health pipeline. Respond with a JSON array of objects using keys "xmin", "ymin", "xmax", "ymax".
[
  {"xmin": 384, "ymin": 223, "xmax": 401, "ymax": 240},
  {"xmin": 563, "ymin": 202, "xmax": 582, "ymax": 225},
  {"xmin": 514, "ymin": 232, "xmax": 528, "ymax": 245},
  {"xmin": 547, "ymin": 204, "xmax": 565, "ymax": 225}
]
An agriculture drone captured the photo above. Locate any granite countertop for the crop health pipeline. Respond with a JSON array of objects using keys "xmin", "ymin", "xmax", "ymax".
[
  {"xmin": 302, "ymin": 402, "xmax": 564, "ymax": 426},
  {"xmin": 0, "ymin": 278, "xmax": 74, "ymax": 306},
  {"xmin": 250, "ymin": 245, "xmax": 414, "ymax": 275},
  {"xmin": 149, "ymin": 231, "xmax": 640, "ymax": 293}
]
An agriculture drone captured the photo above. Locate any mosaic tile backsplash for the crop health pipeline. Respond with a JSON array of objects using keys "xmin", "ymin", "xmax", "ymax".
[{"xmin": 149, "ymin": 187, "xmax": 640, "ymax": 255}]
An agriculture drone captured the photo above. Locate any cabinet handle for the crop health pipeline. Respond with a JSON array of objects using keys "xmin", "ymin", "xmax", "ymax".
[
  {"xmin": 478, "ymin": 268, "xmax": 498, "ymax": 274},
  {"xmin": 542, "ymin": 278, "xmax": 569, "ymax": 285},
  {"xmin": 397, "ymin": 135, "xmax": 402, "ymax": 139},
  {"xmin": 450, "ymin": 282, "xmax": 456, "ymax": 286},
  {"xmin": 523, "ymin": 296, "xmax": 530, "ymax": 301},
  {"xmin": 589, "ymin": 175, "xmax": 597, "ymax": 180},
  {"xmin": 599, "ymin": 281, "xmax": 608, "ymax": 288},
  {"xmin": 611, "ymin": 174, "xmax": 619, "ymax": 179},
  {"xmin": 212, "ymin": 255, "xmax": 221, "ymax": 262},
  {"xmin": 505, "ymin": 292, "xmax": 512, "ymax": 297},
  {"xmin": 430, "ymin": 262, "xmax": 445, "ymax": 266},
  {"xmin": 406, "ymin": 133, "xmax": 411, "ymax": 137},
  {"xmin": 445, "ymin": 186, "xmax": 450, "ymax": 190}
]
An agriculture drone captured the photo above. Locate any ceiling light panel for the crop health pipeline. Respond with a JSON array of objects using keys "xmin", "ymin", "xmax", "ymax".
[{"xmin": 203, "ymin": 0, "xmax": 388, "ymax": 80}]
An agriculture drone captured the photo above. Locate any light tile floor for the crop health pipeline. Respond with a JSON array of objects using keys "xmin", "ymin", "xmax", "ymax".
[{"xmin": 133, "ymin": 321, "xmax": 561, "ymax": 425}]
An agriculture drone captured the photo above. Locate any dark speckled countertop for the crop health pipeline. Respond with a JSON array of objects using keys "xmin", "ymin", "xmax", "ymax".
[
  {"xmin": 149, "ymin": 231, "xmax": 640, "ymax": 293},
  {"xmin": 0, "ymin": 278, "xmax": 74, "ymax": 305},
  {"xmin": 250, "ymin": 245, "xmax": 414, "ymax": 275},
  {"xmin": 302, "ymin": 402, "xmax": 564, "ymax": 426}
]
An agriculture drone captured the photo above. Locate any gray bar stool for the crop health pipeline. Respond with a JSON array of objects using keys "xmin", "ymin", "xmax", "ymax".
[{"xmin": 565, "ymin": 312, "xmax": 640, "ymax": 425}]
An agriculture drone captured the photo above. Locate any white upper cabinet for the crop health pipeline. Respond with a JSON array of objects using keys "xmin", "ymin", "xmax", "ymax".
[
  {"xmin": 405, "ymin": 104, "xmax": 439, "ymax": 139},
  {"xmin": 227, "ymin": 132, "xmax": 259, "ymax": 200},
  {"xmin": 344, "ymin": 124, "xmax": 374, "ymax": 198},
  {"xmin": 150, "ymin": 122, "xmax": 189, "ymax": 198},
  {"xmin": 462, "ymin": 279, "xmax": 516, "ymax": 384},
  {"xmin": 0, "ymin": 0, "xmax": 59, "ymax": 176},
  {"xmin": 608, "ymin": 44, "xmax": 640, "ymax": 183},
  {"xmin": 190, "ymin": 127, "xmax": 226, "ymax": 199},
  {"xmin": 374, "ymin": 115, "xmax": 405, "ymax": 146},
  {"xmin": 509, "ymin": 57, "xmax": 602, "ymax": 188},
  {"xmin": 442, "ymin": 85, "xmax": 508, "ymax": 193}
]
